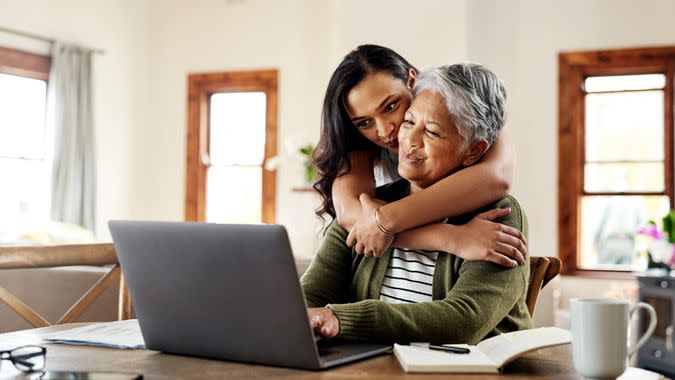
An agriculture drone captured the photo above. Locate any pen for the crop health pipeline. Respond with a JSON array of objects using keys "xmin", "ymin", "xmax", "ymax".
[
  {"xmin": 410, "ymin": 343, "xmax": 470, "ymax": 354},
  {"xmin": 429, "ymin": 344, "xmax": 470, "ymax": 354}
]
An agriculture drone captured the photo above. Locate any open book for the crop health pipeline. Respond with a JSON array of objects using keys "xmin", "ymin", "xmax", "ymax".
[{"xmin": 394, "ymin": 327, "xmax": 571, "ymax": 373}]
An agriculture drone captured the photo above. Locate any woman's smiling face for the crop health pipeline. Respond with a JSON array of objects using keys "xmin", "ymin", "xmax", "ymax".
[
  {"xmin": 344, "ymin": 71, "xmax": 413, "ymax": 152},
  {"xmin": 397, "ymin": 89, "xmax": 466, "ymax": 191}
]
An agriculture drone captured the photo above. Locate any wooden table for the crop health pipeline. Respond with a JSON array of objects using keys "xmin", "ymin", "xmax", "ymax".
[{"xmin": 0, "ymin": 324, "xmax": 582, "ymax": 379}]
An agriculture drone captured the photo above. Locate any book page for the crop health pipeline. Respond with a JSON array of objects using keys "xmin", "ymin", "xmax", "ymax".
[
  {"xmin": 43, "ymin": 319, "xmax": 145, "ymax": 349},
  {"xmin": 476, "ymin": 327, "xmax": 571, "ymax": 368},
  {"xmin": 393, "ymin": 344, "xmax": 499, "ymax": 373}
]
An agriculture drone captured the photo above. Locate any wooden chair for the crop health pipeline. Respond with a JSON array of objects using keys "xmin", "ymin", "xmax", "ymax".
[
  {"xmin": 0, "ymin": 243, "xmax": 132, "ymax": 328},
  {"xmin": 527, "ymin": 256, "xmax": 562, "ymax": 317}
]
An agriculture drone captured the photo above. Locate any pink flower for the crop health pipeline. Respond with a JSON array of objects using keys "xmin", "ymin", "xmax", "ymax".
[{"xmin": 637, "ymin": 224, "xmax": 665, "ymax": 240}]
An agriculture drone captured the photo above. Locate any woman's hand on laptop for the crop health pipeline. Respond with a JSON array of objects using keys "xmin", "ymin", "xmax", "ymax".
[{"xmin": 308, "ymin": 307, "xmax": 339, "ymax": 338}]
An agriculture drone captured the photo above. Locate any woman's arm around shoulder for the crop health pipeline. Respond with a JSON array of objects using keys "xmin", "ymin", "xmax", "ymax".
[
  {"xmin": 346, "ymin": 129, "xmax": 517, "ymax": 257},
  {"xmin": 381, "ymin": 128, "xmax": 515, "ymax": 233},
  {"xmin": 331, "ymin": 150, "xmax": 378, "ymax": 229}
]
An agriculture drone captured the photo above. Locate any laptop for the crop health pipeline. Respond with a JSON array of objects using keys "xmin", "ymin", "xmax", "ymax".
[{"xmin": 108, "ymin": 220, "xmax": 390, "ymax": 370}]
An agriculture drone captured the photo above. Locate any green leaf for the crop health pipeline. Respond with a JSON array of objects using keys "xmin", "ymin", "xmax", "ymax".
[
  {"xmin": 664, "ymin": 210, "xmax": 675, "ymax": 243},
  {"xmin": 299, "ymin": 143, "xmax": 314, "ymax": 156}
]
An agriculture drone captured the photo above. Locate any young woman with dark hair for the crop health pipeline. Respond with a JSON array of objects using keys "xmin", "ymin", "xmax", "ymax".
[{"xmin": 312, "ymin": 45, "xmax": 526, "ymax": 267}]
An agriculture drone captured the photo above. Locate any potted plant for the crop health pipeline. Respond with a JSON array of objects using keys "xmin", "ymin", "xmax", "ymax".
[
  {"xmin": 298, "ymin": 143, "xmax": 315, "ymax": 186},
  {"xmin": 638, "ymin": 210, "xmax": 675, "ymax": 270}
]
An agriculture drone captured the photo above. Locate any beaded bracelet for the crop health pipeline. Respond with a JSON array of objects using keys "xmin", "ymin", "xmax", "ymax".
[{"xmin": 374, "ymin": 207, "xmax": 395, "ymax": 236}]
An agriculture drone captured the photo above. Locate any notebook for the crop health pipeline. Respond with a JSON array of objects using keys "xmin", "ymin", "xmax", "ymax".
[{"xmin": 394, "ymin": 327, "xmax": 571, "ymax": 373}]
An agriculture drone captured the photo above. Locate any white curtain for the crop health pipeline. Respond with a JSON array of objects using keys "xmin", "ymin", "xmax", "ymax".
[{"xmin": 47, "ymin": 43, "xmax": 96, "ymax": 232}]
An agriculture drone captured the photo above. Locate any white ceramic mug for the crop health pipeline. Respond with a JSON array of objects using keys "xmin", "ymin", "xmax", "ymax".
[{"xmin": 570, "ymin": 298, "xmax": 657, "ymax": 379}]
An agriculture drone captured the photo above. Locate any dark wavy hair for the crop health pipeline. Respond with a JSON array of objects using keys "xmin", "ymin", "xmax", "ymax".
[{"xmin": 312, "ymin": 44, "xmax": 417, "ymax": 223}]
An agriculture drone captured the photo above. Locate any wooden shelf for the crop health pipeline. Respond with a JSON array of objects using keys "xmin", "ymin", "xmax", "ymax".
[{"xmin": 291, "ymin": 187, "xmax": 314, "ymax": 193}]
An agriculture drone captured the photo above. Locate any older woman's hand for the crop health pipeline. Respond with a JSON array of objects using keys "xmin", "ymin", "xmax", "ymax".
[
  {"xmin": 453, "ymin": 208, "xmax": 527, "ymax": 267},
  {"xmin": 307, "ymin": 307, "xmax": 340, "ymax": 339},
  {"xmin": 346, "ymin": 193, "xmax": 394, "ymax": 257}
]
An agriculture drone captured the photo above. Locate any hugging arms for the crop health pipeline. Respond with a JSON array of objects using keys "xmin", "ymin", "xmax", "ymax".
[
  {"xmin": 312, "ymin": 45, "xmax": 526, "ymax": 266},
  {"xmin": 304, "ymin": 59, "xmax": 533, "ymax": 343}
]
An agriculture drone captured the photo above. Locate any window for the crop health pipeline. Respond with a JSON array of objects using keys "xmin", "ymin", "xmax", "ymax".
[
  {"xmin": 558, "ymin": 47, "xmax": 675, "ymax": 276},
  {"xmin": 185, "ymin": 70, "xmax": 277, "ymax": 223},
  {"xmin": 0, "ymin": 46, "xmax": 50, "ymax": 224}
]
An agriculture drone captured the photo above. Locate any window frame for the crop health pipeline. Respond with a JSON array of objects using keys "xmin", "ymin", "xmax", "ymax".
[
  {"xmin": 0, "ymin": 45, "xmax": 51, "ymax": 221},
  {"xmin": 0, "ymin": 45, "xmax": 50, "ymax": 80},
  {"xmin": 185, "ymin": 70, "xmax": 278, "ymax": 223},
  {"xmin": 558, "ymin": 46, "xmax": 675, "ymax": 277}
]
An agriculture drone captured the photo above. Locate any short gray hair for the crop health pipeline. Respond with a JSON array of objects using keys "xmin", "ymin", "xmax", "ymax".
[{"xmin": 413, "ymin": 63, "xmax": 506, "ymax": 148}]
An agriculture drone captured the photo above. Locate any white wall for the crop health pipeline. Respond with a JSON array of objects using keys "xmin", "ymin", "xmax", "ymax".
[
  {"xmin": 330, "ymin": 0, "xmax": 467, "ymax": 70},
  {"xmin": 0, "ymin": 0, "xmax": 152, "ymax": 236},
  {"xmin": 466, "ymin": 0, "xmax": 675, "ymax": 325},
  {"xmin": 139, "ymin": 0, "xmax": 468, "ymax": 257},
  {"xmin": 139, "ymin": 0, "xmax": 334, "ymax": 257}
]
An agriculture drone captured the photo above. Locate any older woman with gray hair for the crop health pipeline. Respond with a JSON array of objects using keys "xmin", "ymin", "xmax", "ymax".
[{"xmin": 301, "ymin": 63, "xmax": 532, "ymax": 344}]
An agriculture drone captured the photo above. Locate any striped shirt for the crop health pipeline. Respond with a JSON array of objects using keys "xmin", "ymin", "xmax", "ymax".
[{"xmin": 379, "ymin": 248, "xmax": 438, "ymax": 304}]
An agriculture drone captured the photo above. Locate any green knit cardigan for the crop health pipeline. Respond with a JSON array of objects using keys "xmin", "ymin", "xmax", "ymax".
[{"xmin": 300, "ymin": 179, "xmax": 533, "ymax": 344}]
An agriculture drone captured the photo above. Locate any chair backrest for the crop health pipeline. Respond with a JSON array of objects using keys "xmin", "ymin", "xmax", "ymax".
[
  {"xmin": 0, "ymin": 243, "xmax": 132, "ymax": 328},
  {"xmin": 527, "ymin": 256, "xmax": 562, "ymax": 317}
]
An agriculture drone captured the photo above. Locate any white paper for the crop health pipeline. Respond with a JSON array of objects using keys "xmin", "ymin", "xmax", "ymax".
[
  {"xmin": 43, "ymin": 319, "xmax": 145, "ymax": 349},
  {"xmin": 476, "ymin": 327, "xmax": 571, "ymax": 367},
  {"xmin": 394, "ymin": 344, "xmax": 498, "ymax": 373},
  {"xmin": 618, "ymin": 367, "xmax": 667, "ymax": 380}
]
